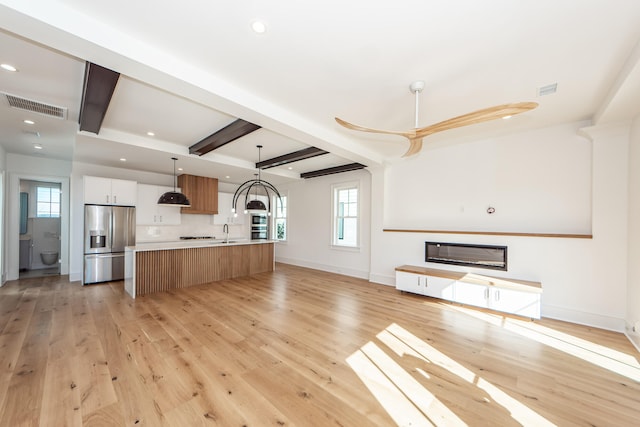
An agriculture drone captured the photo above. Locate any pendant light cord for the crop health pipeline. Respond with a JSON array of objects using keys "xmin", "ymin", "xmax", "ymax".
[{"xmin": 172, "ymin": 157, "xmax": 178, "ymax": 191}]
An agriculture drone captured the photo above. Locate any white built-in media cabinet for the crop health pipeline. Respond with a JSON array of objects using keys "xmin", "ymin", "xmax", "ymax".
[{"xmin": 395, "ymin": 265, "xmax": 542, "ymax": 319}]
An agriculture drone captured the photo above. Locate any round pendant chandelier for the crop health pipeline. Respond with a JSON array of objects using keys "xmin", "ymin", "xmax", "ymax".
[{"xmin": 232, "ymin": 145, "xmax": 283, "ymax": 216}]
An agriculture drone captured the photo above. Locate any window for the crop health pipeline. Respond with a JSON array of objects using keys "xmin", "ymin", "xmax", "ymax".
[
  {"xmin": 273, "ymin": 195, "xmax": 287, "ymax": 241},
  {"xmin": 36, "ymin": 186, "xmax": 60, "ymax": 218},
  {"xmin": 332, "ymin": 183, "xmax": 358, "ymax": 247}
]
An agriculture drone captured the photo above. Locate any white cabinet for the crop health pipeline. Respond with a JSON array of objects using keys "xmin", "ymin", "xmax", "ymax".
[
  {"xmin": 454, "ymin": 282, "xmax": 541, "ymax": 319},
  {"xmin": 488, "ymin": 286, "xmax": 541, "ymax": 319},
  {"xmin": 423, "ymin": 275, "xmax": 456, "ymax": 300},
  {"xmin": 451, "ymin": 281, "xmax": 488, "ymax": 308},
  {"xmin": 396, "ymin": 271, "xmax": 426, "ymax": 294},
  {"xmin": 213, "ymin": 192, "xmax": 244, "ymax": 225},
  {"xmin": 396, "ymin": 271, "xmax": 456, "ymax": 300},
  {"xmin": 395, "ymin": 266, "xmax": 541, "ymax": 319},
  {"xmin": 136, "ymin": 184, "xmax": 181, "ymax": 225},
  {"xmin": 84, "ymin": 176, "xmax": 137, "ymax": 206}
]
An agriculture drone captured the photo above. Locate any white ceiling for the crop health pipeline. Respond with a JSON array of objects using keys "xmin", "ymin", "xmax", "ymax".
[{"xmin": 1, "ymin": 0, "xmax": 640, "ymax": 185}]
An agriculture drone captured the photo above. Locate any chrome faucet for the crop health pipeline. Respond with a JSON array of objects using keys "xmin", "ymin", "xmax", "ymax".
[{"xmin": 223, "ymin": 223, "xmax": 229, "ymax": 243}]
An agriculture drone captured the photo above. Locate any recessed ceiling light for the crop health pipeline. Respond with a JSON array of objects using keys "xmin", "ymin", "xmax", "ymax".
[
  {"xmin": 178, "ymin": 167, "xmax": 183, "ymax": 171},
  {"xmin": 120, "ymin": 158, "xmax": 127, "ymax": 162},
  {"xmin": 502, "ymin": 115, "xmax": 512, "ymax": 120},
  {"xmin": 225, "ymin": 175, "xmax": 230, "ymax": 179},
  {"xmin": 147, "ymin": 131, "xmax": 155, "ymax": 136},
  {"xmin": 23, "ymin": 119, "xmax": 35, "ymax": 125},
  {"xmin": 287, "ymin": 166, "xmax": 293, "ymax": 170},
  {"xmin": 251, "ymin": 20, "xmax": 267, "ymax": 34},
  {"xmin": 33, "ymin": 143, "xmax": 43, "ymax": 150},
  {"xmin": 1, "ymin": 63, "xmax": 17, "ymax": 72}
]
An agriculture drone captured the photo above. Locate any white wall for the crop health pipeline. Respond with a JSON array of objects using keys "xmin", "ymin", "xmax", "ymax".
[
  {"xmin": 627, "ymin": 115, "xmax": 640, "ymax": 349},
  {"xmin": 274, "ymin": 169, "xmax": 371, "ymax": 279},
  {"xmin": 385, "ymin": 121, "xmax": 592, "ymax": 233},
  {"xmin": 0, "ymin": 145, "xmax": 6, "ymax": 284},
  {"xmin": 370, "ymin": 120, "xmax": 629, "ymax": 331}
]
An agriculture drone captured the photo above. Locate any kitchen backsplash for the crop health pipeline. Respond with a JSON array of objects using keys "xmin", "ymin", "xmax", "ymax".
[{"xmin": 136, "ymin": 213, "xmax": 249, "ymax": 242}]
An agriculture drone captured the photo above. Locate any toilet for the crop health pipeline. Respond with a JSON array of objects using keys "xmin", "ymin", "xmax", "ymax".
[{"xmin": 40, "ymin": 251, "xmax": 58, "ymax": 266}]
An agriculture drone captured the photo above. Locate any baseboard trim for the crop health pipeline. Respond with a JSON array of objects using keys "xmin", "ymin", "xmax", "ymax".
[
  {"xmin": 369, "ymin": 272, "xmax": 395, "ymax": 286},
  {"xmin": 542, "ymin": 304, "xmax": 625, "ymax": 332},
  {"xmin": 275, "ymin": 257, "xmax": 369, "ymax": 280},
  {"xmin": 624, "ymin": 322, "xmax": 640, "ymax": 353}
]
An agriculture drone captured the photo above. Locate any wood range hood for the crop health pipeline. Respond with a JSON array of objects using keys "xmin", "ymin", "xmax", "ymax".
[{"xmin": 177, "ymin": 174, "xmax": 218, "ymax": 215}]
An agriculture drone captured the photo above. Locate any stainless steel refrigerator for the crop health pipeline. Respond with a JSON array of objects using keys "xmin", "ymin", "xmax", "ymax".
[{"xmin": 84, "ymin": 204, "xmax": 135, "ymax": 284}]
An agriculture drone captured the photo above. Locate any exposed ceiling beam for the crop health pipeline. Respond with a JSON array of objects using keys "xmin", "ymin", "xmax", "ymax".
[
  {"xmin": 78, "ymin": 62, "xmax": 120, "ymax": 134},
  {"xmin": 256, "ymin": 146, "xmax": 329, "ymax": 169},
  {"xmin": 189, "ymin": 119, "xmax": 261, "ymax": 156},
  {"xmin": 300, "ymin": 163, "xmax": 366, "ymax": 179}
]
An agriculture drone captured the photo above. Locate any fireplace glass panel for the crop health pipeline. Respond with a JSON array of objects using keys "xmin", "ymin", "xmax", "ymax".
[{"xmin": 425, "ymin": 241, "xmax": 507, "ymax": 271}]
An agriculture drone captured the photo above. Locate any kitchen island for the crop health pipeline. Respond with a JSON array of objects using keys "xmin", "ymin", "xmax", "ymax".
[{"xmin": 124, "ymin": 240, "xmax": 275, "ymax": 298}]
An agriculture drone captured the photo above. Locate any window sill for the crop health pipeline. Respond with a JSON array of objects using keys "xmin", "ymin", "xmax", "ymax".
[{"xmin": 330, "ymin": 244, "xmax": 360, "ymax": 253}]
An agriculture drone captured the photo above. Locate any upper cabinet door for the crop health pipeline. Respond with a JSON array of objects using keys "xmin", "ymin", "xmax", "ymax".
[
  {"xmin": 213, "ymin": 192, "xmax": 244, "ymax": 225},
  {"xmin": 110, "ymin": 179, "xmax": 137, "ymax": 206},
  {"xmin": 84, "ymin": 176, "xmax": 137, "ymax": 206},
  {"xmin": 136, "ymin": 184, "xmax": 181, "ymax": 225},
  {"xmin": 84, "ymin": 176, "xmax": 113, "ymax": 205}
]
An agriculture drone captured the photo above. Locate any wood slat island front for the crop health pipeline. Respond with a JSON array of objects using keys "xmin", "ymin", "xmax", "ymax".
[{"xmin": 125, "ymin": 241, "xmax": 274, "ymax": 297}]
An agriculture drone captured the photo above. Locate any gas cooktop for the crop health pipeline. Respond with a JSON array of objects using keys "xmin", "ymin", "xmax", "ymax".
[{"xmin": 179, "ymin": 236, "xmax": 215, "ymax": 240}]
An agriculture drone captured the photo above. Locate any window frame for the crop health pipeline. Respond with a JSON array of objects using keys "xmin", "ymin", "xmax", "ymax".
[
  {"xmin": 272, "ymin": 193, "xmax": 288, "ymax": 242},
  {"xmin": 36, "ymin": 185, "xmax": 61, "ymax": 218},
  {"xmin": 331, "ymin": 181, "xmax": 360, "ymax": 250}
]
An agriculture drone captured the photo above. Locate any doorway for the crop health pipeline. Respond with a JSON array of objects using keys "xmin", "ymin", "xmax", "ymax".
[
  {"xmin": 4, "ymin": 172, "xmax": 70, "ymax": 280},
  {"xmin": 18, "ymin": 179, "xmax": 62, "ymax": 279}
]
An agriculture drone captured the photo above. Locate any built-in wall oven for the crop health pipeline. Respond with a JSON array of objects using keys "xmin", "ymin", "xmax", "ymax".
[{"xmin": 251, "ymin": 213, "xmax": 268, "ymax": 240}]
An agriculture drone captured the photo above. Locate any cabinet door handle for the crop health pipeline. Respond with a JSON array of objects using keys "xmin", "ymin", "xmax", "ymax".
[
  {"xmin": 159, "ymin": 215, "xmax": 163, "ymax": 222},
  {"xmin": 484, "ymin": 288, "xmax": 489, "ymax": 300},
  {"xmin": 424, "ymin": 277, "xmax": 428, "ymax": 287},
  {"xmin": 106, "ymin": 195, "xmax": 110, "ymax": 203},
  {"xmin": 153, "ymin": 215, "xmax": 157, "ymax": 222},
  {"xmin": 495, "ymin": 290, "xmax": 500, "ymax": 302},
  {"xmin": 114, "ymin": 195, "xmax": 117, "ymax": 204}
]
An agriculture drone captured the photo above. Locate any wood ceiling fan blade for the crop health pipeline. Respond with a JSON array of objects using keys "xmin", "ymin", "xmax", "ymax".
[
  {"xmin": 402, "ymin": 138, "xmax": 423, "ymax": 157},
  {"xmin": 414, "ymin": 102, "xmax": 538, "ymax": 139},
  {"xmin": 335, "ymin": 117, "xmax": 412, "ymax": 138}
]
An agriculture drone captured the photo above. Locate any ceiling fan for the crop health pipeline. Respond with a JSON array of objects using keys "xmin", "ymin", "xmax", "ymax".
[{"xmin": 335, "ymin": 81, "xmax": 538, "ymax": 157}]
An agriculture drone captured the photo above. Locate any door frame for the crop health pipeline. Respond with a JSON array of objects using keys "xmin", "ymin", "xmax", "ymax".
[{"xmin": 7, "ymin": 172, "xmax": 69, "ymax": 280}]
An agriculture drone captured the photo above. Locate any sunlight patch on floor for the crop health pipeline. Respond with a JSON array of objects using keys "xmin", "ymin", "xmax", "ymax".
[
  {"xmin": 346, "ymin": 348, "xmax": 436, "ymax": 426},
  {"xmin": 385, "ymin": 323, "xmax": 556, "ymax": 427},
  {"xmin": 446, "ymin": 304, "xmax": 640, "ymax": 382},
  {"xmin": 347, "ymin": 323, "xmax": 555, "ymax": 426}
]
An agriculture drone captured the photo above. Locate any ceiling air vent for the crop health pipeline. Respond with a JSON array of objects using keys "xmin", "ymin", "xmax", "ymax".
[
  {"xmin": 2, "ymin": 92, "xmax": 68, "ymax": 119},
  {"xmin": 537, "ymin": 83, "xmax": 558, "ymax": 97}
]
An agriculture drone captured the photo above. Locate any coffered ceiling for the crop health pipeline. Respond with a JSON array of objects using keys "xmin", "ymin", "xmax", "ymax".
[{"xmin": 1, "ymin": 1, "xmax": 640, "ymax": 185}]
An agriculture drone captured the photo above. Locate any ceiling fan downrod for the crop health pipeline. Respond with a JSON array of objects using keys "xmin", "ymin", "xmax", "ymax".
[{"xmin": 410, "ymin": 80, "xmax": 425, "ymax": 129}]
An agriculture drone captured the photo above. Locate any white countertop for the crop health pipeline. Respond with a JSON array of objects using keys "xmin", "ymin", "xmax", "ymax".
[{"xmin": 126, "ymin": 239, "xmax": 277, "ymax": 252}]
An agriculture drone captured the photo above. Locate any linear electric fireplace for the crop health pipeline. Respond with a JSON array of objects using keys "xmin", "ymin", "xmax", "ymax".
[{"xmin": 425, "ymin": 241, "xmax": 508, "ymax": 271}]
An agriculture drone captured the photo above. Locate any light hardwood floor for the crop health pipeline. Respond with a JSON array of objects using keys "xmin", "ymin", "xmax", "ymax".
[{"xmin": 0, "ymin": 263, "xmax": 639, "ymax": 426}]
